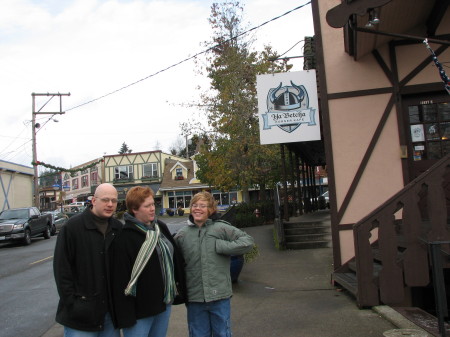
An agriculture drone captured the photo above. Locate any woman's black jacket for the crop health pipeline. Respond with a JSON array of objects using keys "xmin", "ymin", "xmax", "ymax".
[
  {"xmin": 53, "ymin": 207, "xmax": 123, "ymax": 331},
  {"xmin": 111, "ymin": 218, "xmax": 187, "ymax": 328}
]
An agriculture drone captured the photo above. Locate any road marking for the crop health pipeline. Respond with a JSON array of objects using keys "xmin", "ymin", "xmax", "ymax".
[{"xmin": 30, "ymin": 256, "xmax": 53, "ymax": 265}]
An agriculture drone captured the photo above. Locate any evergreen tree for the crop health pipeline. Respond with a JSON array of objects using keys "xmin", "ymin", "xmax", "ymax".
[
  {"xmin": 39, "ymin": 169, "xmax": 60, "ymax": 188},
  {"xmin": 118, "ymin": 142, "xmax": 132, "ymax": 154}
]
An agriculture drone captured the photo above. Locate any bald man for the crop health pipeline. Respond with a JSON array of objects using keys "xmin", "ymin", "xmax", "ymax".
[{"xmin": 54, "ymin": 183, "xmax": 123, "ymax": 337}]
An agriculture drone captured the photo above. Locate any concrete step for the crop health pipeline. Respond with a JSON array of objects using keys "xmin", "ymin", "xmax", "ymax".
[
  {"xmin": 284, "ymin": 226, "xmax": 330, "ymax": 235},
  {"xmin": 285, "ymin": 233, "xmax": 331, "ymax": 242},
  {"xmin": 284, "ymin": 221, "xmax": 326, "ymax": 229},
  {"xmin": 286, "ymin": 240, "xmax": 331, "ymax": 249},
  {"xmin": 283, "ymin": 219, "xmax": 331, "ymax": 249}
]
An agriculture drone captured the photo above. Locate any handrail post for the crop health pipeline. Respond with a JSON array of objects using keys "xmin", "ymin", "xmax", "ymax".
[{"xmin": 428, "ymin": 241, "xmax": 449, "ymax": 337}]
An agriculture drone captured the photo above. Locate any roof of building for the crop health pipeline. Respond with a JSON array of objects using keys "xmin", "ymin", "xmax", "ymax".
[{"xmin": 159, "ymin": 159, "xmax": 209, "ymax": 191}]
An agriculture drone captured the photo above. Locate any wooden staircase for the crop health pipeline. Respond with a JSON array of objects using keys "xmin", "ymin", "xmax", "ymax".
[{"xmin": 332, "ymin": 154, "xmax": 450, "ymax": 310}]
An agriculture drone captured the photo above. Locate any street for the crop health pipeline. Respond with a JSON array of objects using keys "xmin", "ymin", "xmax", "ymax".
[
  {"xmin": 0, "ymin": 236, "xmax": 57, "ymax": 337},
  {"xmin": 0, "ymin": 216, "xmax": 188, "ymax": 337}
]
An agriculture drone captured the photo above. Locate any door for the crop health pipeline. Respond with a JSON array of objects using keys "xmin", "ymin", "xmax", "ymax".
[
  {"xmin": 404, "ymin": 93, "xmax": 450, "ymax": 179},
  {"xmin": 403, "ymin": 93, "xmax": 450, "ymax": 219},
  {"xmin": 29, "ymin": 207, "xmax": 43, "ymax": 234}
]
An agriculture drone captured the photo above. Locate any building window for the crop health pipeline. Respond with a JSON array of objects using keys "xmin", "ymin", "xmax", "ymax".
[
  {"xmin": 212, "ymin": 190, "xmax": 237, "ymax": 206},
  {"xmin": 115, "ymin": 165, "xmax": 133, "ymax": 180},
  {"xmin": 142, "ymin": 163, "xmax": 158, "ymax": 178},
  {"xmin": 91, "ymin": 171, "xmax": 98, "ymax": 186},
  {"xmin": 81, "ymin": 175, "xmax": 89, "ymax": 187},
  {"xmin": 64, "ymin": 181, "xmax": 70, "ymax": 190},
  {"xmin": 168, "ymin": 191, "xmax": 192, "ymax": 209},
  {"xmin": 408, "ymin": 101, "xmax": 450, "ymax": 160},
  {"xmin": 174, "ymin": 168, "xmax": 184, "ymax": 180},
  {"xmin": 72, "ymin": 178, "xmax": 79, "ymax": 190}
]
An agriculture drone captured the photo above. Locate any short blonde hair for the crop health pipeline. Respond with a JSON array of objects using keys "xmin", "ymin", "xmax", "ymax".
[{"xmin": 190, "ymin": 191, "xmax": 217, "ymax": 214}]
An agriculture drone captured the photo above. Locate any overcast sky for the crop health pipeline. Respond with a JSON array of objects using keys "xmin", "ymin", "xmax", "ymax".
[{"xmin": 0, "ymin": 0, "xmax": 314, "ymax": 172}]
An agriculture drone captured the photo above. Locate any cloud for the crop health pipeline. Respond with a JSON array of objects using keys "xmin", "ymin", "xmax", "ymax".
[{"xmin": 0, "ymin": 0, "xmax": 314, "ymax": 170}]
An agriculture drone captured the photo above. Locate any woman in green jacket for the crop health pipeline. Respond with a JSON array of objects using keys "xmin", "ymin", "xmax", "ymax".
[{"xmin": 174, "ymin": 191, "xmax": 254, "ymax": 337}]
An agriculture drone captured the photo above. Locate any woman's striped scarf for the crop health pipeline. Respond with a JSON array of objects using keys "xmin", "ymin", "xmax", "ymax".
[{"xmin": 124, "ymin": 222, "xmax": 176, "ymax": 304}]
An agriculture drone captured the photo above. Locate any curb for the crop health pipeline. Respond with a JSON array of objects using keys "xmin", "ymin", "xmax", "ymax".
[{"xmin": 373, "ymin": 306, "xmax": 429, "ymax": 335}]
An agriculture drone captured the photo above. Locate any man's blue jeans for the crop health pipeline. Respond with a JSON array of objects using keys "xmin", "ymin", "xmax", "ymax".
[
  {"xmin": 64, "ymin": 313, "xmax": 119, "ymax": 337},
  {"xmin": 187, "ymin": 299, "xmax": 231, "ymax": 337},
  {"xmin": 122, "ymin": 305, "xmax": 172, "ymax": 337}
]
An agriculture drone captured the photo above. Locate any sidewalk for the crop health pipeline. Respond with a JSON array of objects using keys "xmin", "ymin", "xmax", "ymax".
[{"xmin": 42, "ymin": 210, "xmax": 428, "ymax": 337}]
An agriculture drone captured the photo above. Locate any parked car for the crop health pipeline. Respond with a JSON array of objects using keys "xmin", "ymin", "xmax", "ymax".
[
  {"xmin": 0, "ymin": 207, "xmax": 53, "ymax": 245},
  {"xmin": 69, "ymin": 202, "xmax": 85, "ymax": 206},
  {"xmin": 62, "ymin": 205, "xmax": 86, "ymax": 218},
  {"xmin": 43, "ymin": 210, "xmax": 69, "ymax": 235}
]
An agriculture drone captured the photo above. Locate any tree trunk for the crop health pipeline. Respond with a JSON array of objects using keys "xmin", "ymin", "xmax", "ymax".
[{"xmin": 259, "ymin": 183, "xmax": 267, "ymax": 201}]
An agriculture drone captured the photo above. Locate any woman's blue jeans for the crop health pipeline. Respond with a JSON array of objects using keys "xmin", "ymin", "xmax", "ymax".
[
  {"xmin": 64, "ymin": 313, "xmax": 119, "ymax": 337},
  {"xmin": 122, "ymin": 305, "xmax": 172, "ymax": 337},
  {"xmin": 187, "ymin": 299, "xmax": 231, "ymax": 337}
]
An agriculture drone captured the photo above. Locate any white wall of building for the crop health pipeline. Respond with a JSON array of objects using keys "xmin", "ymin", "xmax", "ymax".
[{"xmin": 0, "ymin": 160, "xmax": 34, "ymax": 211}]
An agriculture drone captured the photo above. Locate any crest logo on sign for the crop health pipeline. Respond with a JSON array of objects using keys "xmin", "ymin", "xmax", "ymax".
[
  {"xmin": 257, "ymin": 70, "xmax": 320, "ymax": 145},
  {"xmin": 261, "ymin": 81, "xmax": 316, "ymax": 133}
]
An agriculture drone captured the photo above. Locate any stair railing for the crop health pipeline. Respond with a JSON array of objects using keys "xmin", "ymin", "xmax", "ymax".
[
  {"xmin": 427, "ymin": 240, "xmax": 450, "ymax": 337},
  {"xmin": 353, "ymin": 154, "xmax": 450, "ymax": 308}
]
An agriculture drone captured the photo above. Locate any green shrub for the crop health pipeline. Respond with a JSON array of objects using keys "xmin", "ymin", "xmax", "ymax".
[
  {"xmin": 231, "ymin": 201, "xmax": 275, "ymax": 228},
  {"xmin": 244, "ymin": 244, "xmax": 259, "ymax": 263}
]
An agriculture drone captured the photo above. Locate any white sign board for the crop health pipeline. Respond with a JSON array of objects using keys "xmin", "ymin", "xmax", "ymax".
[
  {"xmin": 257, "ymin": 70, "xmax": 320, "ymax": 145},
  {"xmin": 410, "ymin": 124, "xmax": 425, "ymax": 142}
]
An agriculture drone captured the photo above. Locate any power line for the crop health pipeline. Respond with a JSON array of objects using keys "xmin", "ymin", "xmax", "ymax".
[
  {"xmin": 278, "ymin": 40, "xmax": 305, "ymax": 58},
  {"xmin": 1, "ymin": 1, "xmax": 312, "ymax": 164},
  {"xmin": 0, "ymin": 125, "xmax": 29, "ymax": 158},
  {"xmin": 65, "ymin": 1, "xmax": 311, "ymax": 112}
]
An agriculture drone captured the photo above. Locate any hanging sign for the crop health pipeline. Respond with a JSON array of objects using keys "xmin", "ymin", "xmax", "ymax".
[{"xmin": 256, "ymin": 70, "xmax": 320, "ymax": 145}]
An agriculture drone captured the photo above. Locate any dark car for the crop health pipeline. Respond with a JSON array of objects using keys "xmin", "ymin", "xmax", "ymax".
[
  {"xmin": 0, "ymin": 207, "xmax": 53, "ymax": 245},
  {"xmin": 62, "ymin": 205, "xmax": 86, "ymax": 219},
  {"xmin": 43, "ymin": 210, "xmax": 69, "ymax": 235}
]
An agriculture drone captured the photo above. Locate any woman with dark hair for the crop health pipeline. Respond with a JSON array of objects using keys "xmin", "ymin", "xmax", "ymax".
[{"xmin": 112, "ymin": 186, "xmax": 186, "ymax": 337}]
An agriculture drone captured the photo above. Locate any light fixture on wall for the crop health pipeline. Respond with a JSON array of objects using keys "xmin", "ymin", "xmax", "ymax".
[{"xmin": 365, "ymin": 8, "xmax": 380, "ymax": 28}]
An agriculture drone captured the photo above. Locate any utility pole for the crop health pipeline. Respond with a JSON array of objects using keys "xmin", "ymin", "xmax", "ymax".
[{"xmin": 32, "ymin": 92, "xmax": 70, "ymax": 208}]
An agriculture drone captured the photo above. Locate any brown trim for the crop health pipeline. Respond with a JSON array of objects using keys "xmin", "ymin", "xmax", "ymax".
[
  {"xmin": 372, "ymin": 49, "xmax": 394, "ymax": 85},
  {"xmin": 354, "ymin": 26, "xmax": 450, "ymax": 47},
  {"xmin": 328, "ymin": 87, "xmax": 393, "ymax": 100},
  {"xmin": 311, "ymin": 0, "xmax": 342, "ymax": 268},
  {"xmin": 338, "ymin": 223, "xmax": 355, "ymax": 230},
  {"xmin": 426, "ymin": 0, "xmax": 450, "ymax": 36},
  {"xmin": 400, "ymin": 82, "xmax": 448, "ymax": 95},
  {"xmin": 328, "ymin": 83, "xmax": 446, "ymax": 99},
  {"xmin": 337, "ymin": 95, "xmax": 396, "ymax": 223},
  {"xmin": 388, "ymin": 41, "xmax": 409, "ymax": 186},
  {"xmin": 399, "ymin": 44, "xmax": 449, "ymax": 88}
]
